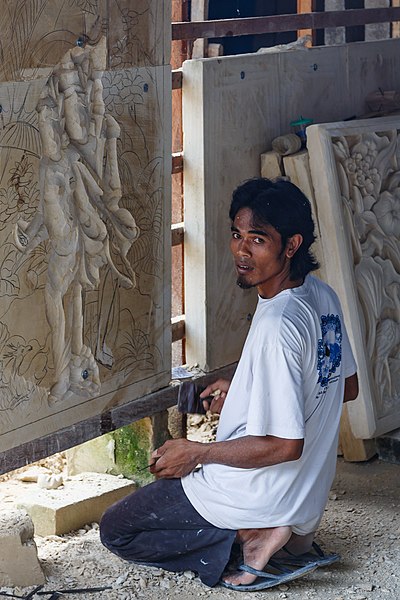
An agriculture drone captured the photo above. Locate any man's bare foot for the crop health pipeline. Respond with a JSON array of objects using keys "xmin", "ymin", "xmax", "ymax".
[
  {"xmin": 274, "ymin": 532, "xmax": 315, "ymax": 558},
  {"xmin": 223, "ymin": 526, "xmax": 292, "ymax": 587}
]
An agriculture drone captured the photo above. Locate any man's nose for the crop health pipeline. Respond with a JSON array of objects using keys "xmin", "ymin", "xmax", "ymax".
[{"xmin": 237, "ymin": 238, "xmax": 251, "ymax": 256}]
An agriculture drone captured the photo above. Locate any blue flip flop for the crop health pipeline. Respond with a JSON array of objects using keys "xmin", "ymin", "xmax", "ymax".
[
  {"xmin": 272, "ymin": 541, "xmax": 340, "ymax": 568},
  {"xmin": 220, "ymin": 561, "xmax": 318, "ymax": 592}
]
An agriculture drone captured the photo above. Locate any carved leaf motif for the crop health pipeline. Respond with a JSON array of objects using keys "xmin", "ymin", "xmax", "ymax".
[
  {"xmin": 0, "ymin": 0, "xmax": 48, "ymax": 80},
  {"xmin": 332, "ymin": 136, "xmax": 350, "ymax": 162},
  {"xmin": 373, "ymin": 190, "xmax": 400, "ymax": 237},
  {"xmin": 120, "ymin": 322, "xmax": 154, "ymax": 373},
  {"xmin": 0, "ymin": 247, "xmax": 20, "ymax": 297},
  {"xmin": 370, "ymin": 131, "xmax": 397, "ymax": 183},
  {"xmin": 69, "ymin": 0, "xmax": 99, "ymax": 15},
  {"xmin": 335, "ymin": 160, "xmax": 350, "ymax": 201}
]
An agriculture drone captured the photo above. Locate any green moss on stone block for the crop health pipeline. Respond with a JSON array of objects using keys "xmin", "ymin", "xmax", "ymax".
[{"xmin": 114, "ymin": 418, "xmax": 154, "ymax": 484}]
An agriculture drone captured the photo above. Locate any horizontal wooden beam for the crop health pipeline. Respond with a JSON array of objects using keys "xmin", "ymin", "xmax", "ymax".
[
  {"xmin": 172, "ymin": 8, "xmax": 400, "ymax": 40},
  {"xmin": 172, "ymin": 151, "xmax": 184, "ymax": 174},
  {"xmin": 172, "ymin": 69, "xmax": 183, "ymax": 89},
  {"xmin": 171, "ymin": 222, "xmax": 184, "ymax": 246},
  {"xmin": 171, "ymin": 315, "xmax": 185, "ymax": 342},
  {"xmin": 0, "ymin": 364, "xmax": 237, "ymax": 475}
]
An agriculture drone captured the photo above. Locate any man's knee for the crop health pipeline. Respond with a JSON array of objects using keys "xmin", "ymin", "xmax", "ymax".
[{"xmin": 99, "ymin": 504, "xmax": 119, "ymax": 551}]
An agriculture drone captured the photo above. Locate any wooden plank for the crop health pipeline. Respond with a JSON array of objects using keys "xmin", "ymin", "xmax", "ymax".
[
  {"xmin": 172, "ymin": 8, "xmax": 400, "ymax": 40},
  {"xmin": 393, "ymin": 0, "xmax": 400, "ymax": 37},
  {"xmin": 0, "ymin": 364, "xmax": 237, "ymax": 475},
  {"xmin": 297, "ymin": 0, "xmax": 316, "ymax": 45}
]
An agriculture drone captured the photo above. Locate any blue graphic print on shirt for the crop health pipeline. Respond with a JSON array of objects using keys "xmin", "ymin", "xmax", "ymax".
[{"xmin": 317, "ymin": 314, "xmax": 342, "ymax": 387}]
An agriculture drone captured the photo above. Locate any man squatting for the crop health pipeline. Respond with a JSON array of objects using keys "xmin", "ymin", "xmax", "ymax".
[{"xmin": 100, "ymin": 178, "xmax": 359, "ymax": 590}]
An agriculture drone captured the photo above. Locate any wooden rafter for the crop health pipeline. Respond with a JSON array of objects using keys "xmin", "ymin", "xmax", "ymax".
[{"xmin": 172, "ymin": 8, "xmax": 400, "ymax": 40}]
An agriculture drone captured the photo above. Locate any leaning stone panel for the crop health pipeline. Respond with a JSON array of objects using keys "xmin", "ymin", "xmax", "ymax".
[
  {"xmin": 0, "ymin": 39, "xmax": 171, "ymax": 453},
  {"xmin": 307, "ymin": 117, "xmax": 400, "ymax": 439}
]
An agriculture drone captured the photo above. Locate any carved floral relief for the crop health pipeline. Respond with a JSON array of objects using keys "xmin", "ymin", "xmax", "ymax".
[{"xmin": 332, "ymin": 130, "xmax": 400, "ymax": 417}]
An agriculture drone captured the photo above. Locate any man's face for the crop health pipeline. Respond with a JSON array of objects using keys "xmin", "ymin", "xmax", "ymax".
[{"xmin": 230, "ymin": 207, "xmax": 293, "ymax": 299}]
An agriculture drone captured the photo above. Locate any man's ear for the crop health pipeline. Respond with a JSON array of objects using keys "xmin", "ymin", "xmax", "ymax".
[{"xmin": 285, "ymin": 234, "xmax": 303, "ymax": 258}]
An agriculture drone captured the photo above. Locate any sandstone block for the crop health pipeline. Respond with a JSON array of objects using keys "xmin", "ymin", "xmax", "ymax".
[
  {"xmin": 260, "ymin": 150, "xmax": 282, "ymax": 180},
  {"xmin": 0, "ymin": 508, "xmax": 45, "ymax": 587},
  {"xmin": 1, "ymin": 473, "xmax": 136, "ymax": 536}
]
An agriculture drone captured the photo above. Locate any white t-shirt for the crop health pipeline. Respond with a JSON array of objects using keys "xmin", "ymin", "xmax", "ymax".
[{"xmin": 182, "ymin": 275, "xmax": 357, "ymax": 535}]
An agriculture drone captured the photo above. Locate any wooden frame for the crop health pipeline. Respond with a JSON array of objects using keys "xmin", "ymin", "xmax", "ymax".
[
  {"xmin": 0, "ymin": 364, "xmax": 236, "ymax": 475},
  {"xmin": 172, "ymin": 8, "xmax": 400, "ymax": 40}
]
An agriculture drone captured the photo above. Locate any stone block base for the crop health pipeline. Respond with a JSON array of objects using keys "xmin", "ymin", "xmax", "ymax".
[{"xmin": 0, "ymin": 473, "xmax": 136, "ymax": 536}]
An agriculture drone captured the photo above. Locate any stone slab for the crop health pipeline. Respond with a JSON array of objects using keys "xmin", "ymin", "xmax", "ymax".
[
  {"xmin": 183, "ymin": 39, "xmax": 400, "ymax": 372},
  {"xmin": 0, "ymin": 62, "xmax": 172, "ymax": 454},
  {"xmin": 307, "ymin": 116, "xmax": 400, "ymax": 439},
  {"xmin": 0, "ymin": 473, "xmax": 136, "ymax": 536},
  {"xmin": 0, "ymin": 508, "xmax": 45, "ymax": 587}
]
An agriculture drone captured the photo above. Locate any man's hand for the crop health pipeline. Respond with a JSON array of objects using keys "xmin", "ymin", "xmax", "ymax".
[
  {"xmin": 150, "ymin": 439, "xmax": 208, "ymax": 479},
  {"xmin": 200, "ymin": 378, "xmax": 230, "ymax": 414},
  {"xmin": 150, "ymin": 434, "xmax": 303, "ymax": 478}
]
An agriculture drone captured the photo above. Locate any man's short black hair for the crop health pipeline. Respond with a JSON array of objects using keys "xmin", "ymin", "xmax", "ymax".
[{"xmin": 230, "ymin": 177, "xmax": 319, "ymax": 281}]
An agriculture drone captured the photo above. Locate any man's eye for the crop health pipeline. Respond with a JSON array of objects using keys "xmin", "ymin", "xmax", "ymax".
[
  {"xmin": 232, "ymin": 232, "xmax": 240, "ymax": 239},
  {"xmin": 254, "ymin": 237, "xmax": 264, "ymax": 244}
]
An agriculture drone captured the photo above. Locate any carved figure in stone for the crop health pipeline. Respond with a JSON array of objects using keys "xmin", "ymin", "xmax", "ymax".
[
  {"xmin": 333, "ymin": 132, "xmax": 400, "ymax": 411},
  {"xmin": 14, "ymin": 37, "xmax": 139, "ymax": 404}
]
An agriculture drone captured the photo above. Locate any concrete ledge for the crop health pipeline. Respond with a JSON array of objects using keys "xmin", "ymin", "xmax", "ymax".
[
  {"xmin": 0, "ymin": 473, "xmax": 136, "ymax": 536},
  {"xmin": 0, "ymin": 508, "xmax": 45, "ymax": 587}
]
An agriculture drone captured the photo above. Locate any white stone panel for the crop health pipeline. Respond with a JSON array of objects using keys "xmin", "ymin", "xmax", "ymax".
[
  {"xmin": 307, "ymin": 117, "xmax": 400, "ymax": 439},
  {"xmin": 0, "ymin": 62, "xmax": 171, "ymax": 453},
  {"xmin": 183, "ymin": 39, "xmax": 400, "ymax": 372}
]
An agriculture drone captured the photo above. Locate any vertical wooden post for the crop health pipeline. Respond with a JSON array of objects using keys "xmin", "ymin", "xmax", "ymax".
[
  {"xmin": 391, "ymin": 0, "xmax": 400, "ymax": 37},
  {"xmin": 297, "ymin": 0, "xmax": 316, "ymax": 46},
  {"xmin": 171, "ymin": 0, "xmax": 188, "ymax": 366}
]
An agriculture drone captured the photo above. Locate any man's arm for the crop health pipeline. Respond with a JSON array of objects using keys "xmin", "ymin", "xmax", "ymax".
[
  {"xmin": 344, "ymin": 372, "xmax": 359, "ymax": 402},
  {"xmin": 150, "ymin": 435, "xmax": 304, "ymax": 479}
]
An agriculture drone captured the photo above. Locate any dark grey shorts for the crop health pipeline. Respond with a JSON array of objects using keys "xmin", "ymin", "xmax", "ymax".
[{"xmin": 100, "ymin": 478, "xmax": 236, "ymax": 587}]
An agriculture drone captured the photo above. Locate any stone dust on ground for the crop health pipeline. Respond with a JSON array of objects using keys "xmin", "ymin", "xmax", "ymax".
[{"xmin": 0, "ymin": 417, "xmax": 399, "ymax": 600}]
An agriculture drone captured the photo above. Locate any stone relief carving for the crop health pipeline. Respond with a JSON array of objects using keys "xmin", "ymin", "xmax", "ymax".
[
  {"xmin": 333, "ymin": 130, "xmax": 400, "ymax": 414},
  {"xmin": 0, "ymin": 0, "xmax": 165, "ymax": 83},
  {"xmin": 0, "ymin": 64, "xmax": 170, "ymax": 440},
  {"xmin": 0, "ymin": 1, "xmax": 170, "ymax": 454},
  {"xmin": 14, "ymin": 38, "xmax": 139, "ymax": 404}
]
